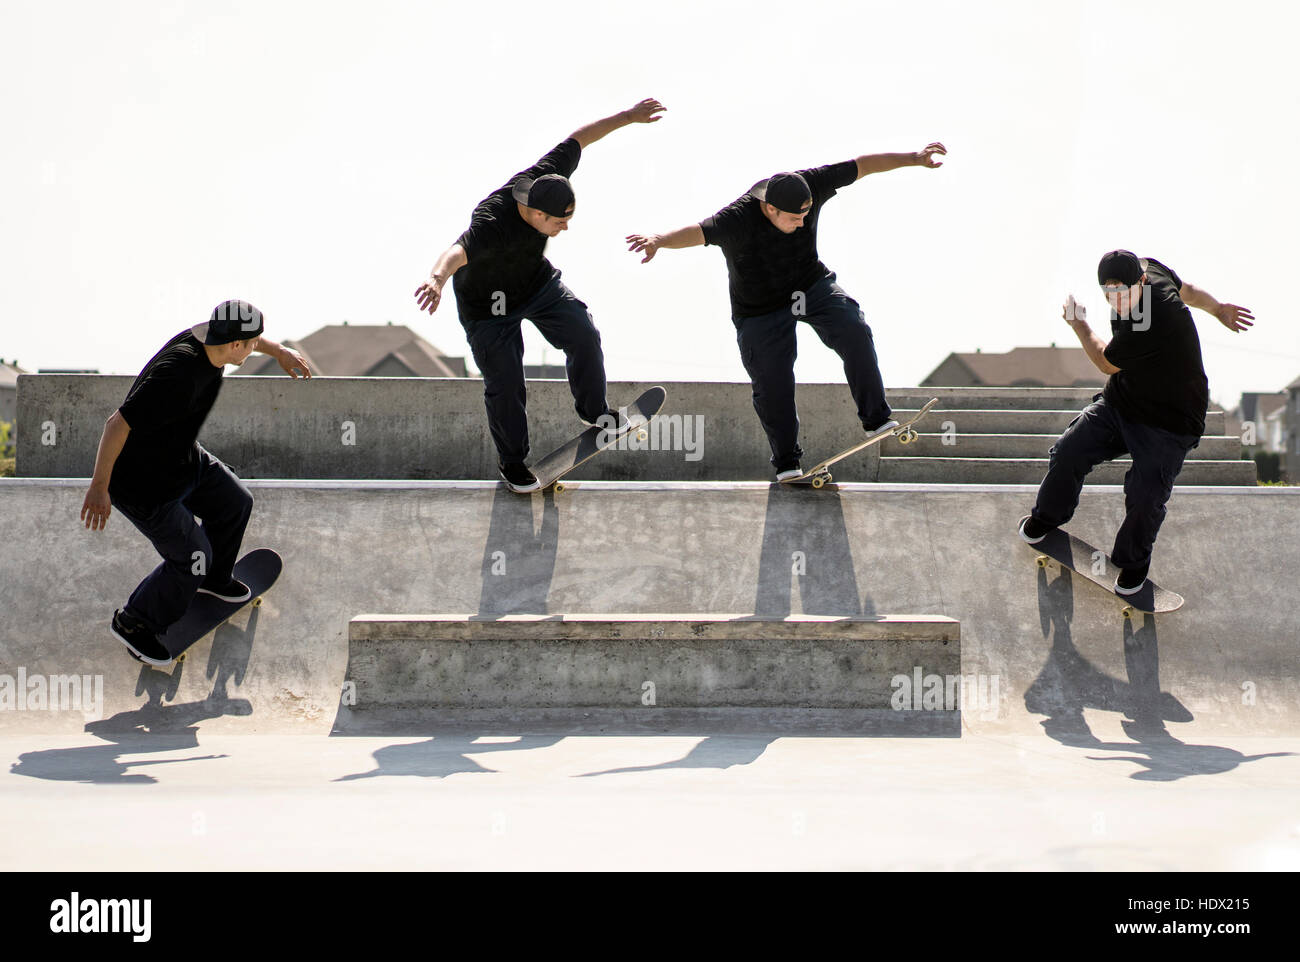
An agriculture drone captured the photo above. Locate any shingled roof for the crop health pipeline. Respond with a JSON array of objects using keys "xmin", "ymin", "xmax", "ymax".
[
  {"xmin": 922, "ymin": 346, "xmax": 1106, "ymax": 387},
  {"xmin": 242, "ymin": 324, "xmax": 467, "ymax": 377}
]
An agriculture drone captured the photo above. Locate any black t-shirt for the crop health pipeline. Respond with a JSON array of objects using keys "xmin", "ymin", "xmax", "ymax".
[
  {"xmin": 110, "ymin": 330, "xmax": 224, "ymax": 505},
  {"xmin": 452, "ymin": 138, "xmax": 582, "ymax": 321},
  {"xmin": 1102, "ymin": 257, "xmax": 1208, "ymax": 438},
  {"xmin": 700, "ymin": 160, "xmax": 859, "ymax": 318}
]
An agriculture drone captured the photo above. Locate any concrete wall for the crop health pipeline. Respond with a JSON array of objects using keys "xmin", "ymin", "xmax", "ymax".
[{"xmin": 1, "ymin": 478, "xmax": 1296, "ymax": 739}]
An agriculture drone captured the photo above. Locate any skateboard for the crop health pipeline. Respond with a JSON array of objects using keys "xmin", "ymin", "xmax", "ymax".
[
  {"xmin": 529, "ymin": 386, "xmax": 667, "ymax": 492},
  {"xmin": 1019, "ymin": 518, "xmax": 1183, "ymax": 616},
  {"xmin": 781, "ymin": 397, "xmax": 939, "ymax": 488},
  {"xmin": 126, "ymin": 548, "xmax": 283, "ymax": 664}
]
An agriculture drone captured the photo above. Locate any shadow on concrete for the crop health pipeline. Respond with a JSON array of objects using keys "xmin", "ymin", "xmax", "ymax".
[
  {"xmin": 7, "ymin": 609, "xmax": 262, "ymax": 784},
  {"xmin": 475, "ymin": 485, "xmax": 559, "ymax": 616},
  {"xmin": 574, "ymin": 734, "xmax": 779, "ymax": 777},
  {"xmin": 755, "ymin": 486, "xmax": 878, "ymax": 617},
  {"xmin": 1025, "ymin": 565, "xmax": 1290, "ymax": 779},
  {"xmin": 335, "ymin": 734, "xmax": 564, "ymax": 781}
]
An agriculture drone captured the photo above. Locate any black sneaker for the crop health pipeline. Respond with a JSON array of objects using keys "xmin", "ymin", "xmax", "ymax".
[
  {"xmin": 197, "ymin": 578, "xmax": 252, "ymax": 603},
  {"xmin": 581, "ymin": 408, "xmax": 631, "ymax": 436},
  {"xmin": 1018, "ymin": 514, "xmax": 1052, "ymax": 544},
  {"xmin": 865, "ymin": 418, "xmax": 900, "ymax": 439},
  {"xmin": 498, "ymin": 462, "xmax": 541, "ymax": 494},
  {"xmin": 111, "ymin": 609, "xmax": 172, "ymax": 666},
  {"xmin": 774, "ymin": 456, "xmax": 803, "ymax": 482},
  {"xmin": 1115, "ymin": 561, "xmax": 1150, "ymax": 595}
]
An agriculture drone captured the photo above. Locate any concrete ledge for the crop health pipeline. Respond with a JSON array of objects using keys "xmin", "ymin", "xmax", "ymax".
[{"xmin": 343, "ymin": 614, "xmax": 961, "ymax": 721}]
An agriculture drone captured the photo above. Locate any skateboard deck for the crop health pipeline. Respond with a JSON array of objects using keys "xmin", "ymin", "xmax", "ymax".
[
  {"xmin": 130, "ymin": 548, "xmax": 283, "ymax": 664},
  {"xmin": 782, "ymin": 397, "xmax": 939, "ymax": 488},
  {"xmin": 1019, "ymin": 518, "xmax": 1183, "ymax": 615},
  {"xmin": 529, "ymin": 386, "xmax": 667, "ymax": 492}
]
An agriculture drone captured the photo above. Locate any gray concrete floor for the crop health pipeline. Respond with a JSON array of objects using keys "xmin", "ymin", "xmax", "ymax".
[{"xmin": 4, "ymin": 719, "xmax": 1298, "ymax": 871}]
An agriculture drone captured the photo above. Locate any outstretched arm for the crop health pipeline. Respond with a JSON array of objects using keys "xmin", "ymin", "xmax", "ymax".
[
  {"xmin": 1179, "ymin": 281, "xmax": 1254, "ymax": 333},
  {"xmin": 853, "ymin": 142, "xmax": 946, "ymax": 180},
  {"xmin": 1063, "ymin": 295, "xmax": 1120, "ymax": 376},
  {"xmin": 569, "ymin": 98, "xmax": 666, "ymax": 149},
  {"xmin": 625, "ymin": 225, "xmax": 705, "ymax": 263},
  {"xmin": 414, "ymin": 243, "xmax": 468, "ymax": 315}
]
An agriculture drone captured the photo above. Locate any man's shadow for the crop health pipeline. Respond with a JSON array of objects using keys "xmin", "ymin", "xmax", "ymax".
[
  {"xmin": 335, "ymin": 735, "xmax": 565, "ymax": 780},
  {"xmin": 1026, "ymin": 565, "xmax": 1292, "ymax": 780},
  {"xmin": 475, "ymin": 486, "xmax": 560, "ymax": 616},
  {"xmin": 8, "ymin": 608, "xmax": 262, "ymax": 784},
  {"xmin": 575, "ymin": 735, "xmax": 779, "ymax": 777},
  {"xmin": 754, "ymin": 486, "xmax": 877, "ymax": 617}
]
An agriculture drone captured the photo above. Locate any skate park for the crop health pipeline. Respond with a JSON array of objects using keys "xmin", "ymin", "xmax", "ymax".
[{"xmin": 1, "ymin": 376, "xmax": 1297, "ymax": 871}]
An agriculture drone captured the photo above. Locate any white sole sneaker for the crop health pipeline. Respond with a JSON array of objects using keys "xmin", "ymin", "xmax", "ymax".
[
  {"xmin": 1017, "ymin": 515, "xmax": 1047, "ymax": 544},
  {"xmin": 775, "ymin": 468, "xmax": 804, "ymax": 482},
  {"xmin": 197, "ymin": 585, "xmax": 252, "ymax": 603},
  {"xmin": 1114, "ymin": 578, "xmax": 1147, "ymax": 596},
  {"xmin": 110, "ymin": 625, "xmax": 174, "ymax": 667}
]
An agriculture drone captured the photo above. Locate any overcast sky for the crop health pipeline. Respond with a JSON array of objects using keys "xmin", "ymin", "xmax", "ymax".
[{"xmin": 4, "ymin": 0, "xmax": 1297, "ymax": 408}]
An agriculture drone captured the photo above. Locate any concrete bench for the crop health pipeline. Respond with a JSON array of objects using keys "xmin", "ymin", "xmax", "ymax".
[{"xmin": 339, "ymin": 613, "xmax": 961, "ymax": 735}]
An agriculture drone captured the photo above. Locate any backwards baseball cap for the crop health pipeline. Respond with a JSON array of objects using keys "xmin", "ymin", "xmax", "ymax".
[
  {"xmin": 512, "ymin": 173, "xmax": 576, "ymax": 218},
  {"xmin": 750, "ymin": 172, "xmax": 813, "ymax": 214},
  {"xmin": 1097, "ymin": 250, "xmax": 1144, "ymax": 287},
  {"xmin": 192, "ymin": 299, "xmax": 265, "ymax": 346}
]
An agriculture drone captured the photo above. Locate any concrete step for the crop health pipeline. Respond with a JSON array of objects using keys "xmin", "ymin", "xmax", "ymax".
[
  {"xmin": 344, "ymin": 614, "xmax": 961, "ymax": 729},
  {"xmin": 897, "ymin": 408, "xmax": 1226, "ymax": 436},
  {"xmin": 889, "ymin": 387, "xmax": 1227, "ymax": 413},
  {"xmin": 879, "ymin": 433, "xmax": 1243, "ymax": 460},
  {"xmin": 876, "ymin": 458, "xmax": 1259, "ymax": 485}
]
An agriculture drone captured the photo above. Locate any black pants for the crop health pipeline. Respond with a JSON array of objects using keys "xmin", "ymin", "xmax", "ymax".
[
  {"xmin": 734, "ymin": 276, "xmax": 891, "ymax": 467},
  {"xmin": 461, "ymin": 276, "xmax": 608, "ymax": 465},
  {"xmin": 1031, "ymin": 396, "xmax": 1198, "ymax": 568},
  {"xmin": 111, "ymin": 446, "xmax": 253, "ymax": 633}
]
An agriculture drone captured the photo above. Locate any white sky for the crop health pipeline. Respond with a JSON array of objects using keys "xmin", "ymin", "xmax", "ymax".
[{"xmin": 4, "ymin": 0, "xmax": 1298, "ymax": 408}]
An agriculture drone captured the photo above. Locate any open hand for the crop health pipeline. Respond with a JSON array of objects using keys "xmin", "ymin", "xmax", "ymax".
[
  {"xmin": 625, "ymin": 98, "xmax": 666, "ymax": 124},
  {"xmin": 1214, "ymin": 302, "xmax": 1254, "ymax": 333},
  {"xmin": 1063, "ymin": 294, "xmax": 1086, "ymax": 326},
  {"xmin": 81, "ymin": 485, "xmax": 111, "ymax": 531},
  {"xmin": 414, "ymin": 278, "xmax": 444, "ymax": 315},
  {"xmin": 279, "ymin": 347, "xmax": 312, "ymax": 378},
  {"xmin": 625, "ymin": 233, "xmax": 661, "ymax": 263}
]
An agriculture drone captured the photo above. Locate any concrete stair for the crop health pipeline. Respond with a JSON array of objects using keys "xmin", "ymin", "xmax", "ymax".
[{"xmin": 879, "ymin": 388, "xmax": 1254, "ymax": 485}]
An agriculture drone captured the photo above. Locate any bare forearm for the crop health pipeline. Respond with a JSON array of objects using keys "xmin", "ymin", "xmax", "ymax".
[
  {"xmin": 430, "ymin": 244, "xmax": 467, "ymax": 283},
  {"xmin": 656, "ymin": 224, "xmax": 705, "ymax": 249},
  {"xmin": 253, "ymin": 335, "xmax": 284, "ymax": 360},
  {"xmin": 854, "ymin": 152, "xmax": 921, "ymax": 179},
  {"xmin": 570, "ymin": 110, "xmax": 631, "ymax": 149},
  {"xmin": 1069, "ymin": 321, "xmax": 1119, "ymax": 376},
  {"xmin": 89, "ymin": 412, "xmax": 130, "ymax": 488},
  {"xmin": 1179, "ymin": 282, "xmax": 1219, "ymax": 313}
]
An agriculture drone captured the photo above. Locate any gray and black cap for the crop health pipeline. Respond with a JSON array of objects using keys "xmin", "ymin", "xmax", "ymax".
[
  {"xmin": 191, "ymin": 299, "xmax": 265, "ymax": 345},
  {"xmin": 750, "ymin": 172, "xmax": 812, "ymax": 214},
  {"xmin": 512, "ymin": 174, "xmax": 576, "ymax": 218}
]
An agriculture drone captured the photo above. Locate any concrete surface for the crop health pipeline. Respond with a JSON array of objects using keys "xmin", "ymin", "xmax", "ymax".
[
  {"xmin": 2, "ymin": 732, "xmax": 1297, "ymax": 870},
  {"xmin": 2, "ymin": 478, "xmax": 1296, "ymax": 870}
]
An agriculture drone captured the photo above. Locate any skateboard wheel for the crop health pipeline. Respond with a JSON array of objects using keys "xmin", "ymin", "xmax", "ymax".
[
  {"xmin": 812, "ymin": 476, "xmax": 826, "ymax": 489},
  {"xmin": 554, "ymin": 482, "xmax": 566, "ymax": 493},
  {"xmin": 1035, "ymin": 555, "xmax": 1048, "ymax": 568},
  {"xmin": 636, "ymin": 429, "xmax": 648, "ymax": 442},
  {"xmin": 1122, "ymin": 606, "xmax": 1134, "ymax": 619},
  {"xmin": 252, "ymin": 597, "xmax": 262, "ymax": 608}
]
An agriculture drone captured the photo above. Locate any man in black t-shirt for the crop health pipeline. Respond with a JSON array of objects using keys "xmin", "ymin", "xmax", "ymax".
[
  {"xmin": 626, "ymin": 142, "xmax": 947, "ymax": 478},
  {"xmin": 1020, "ymin": 250, "xmax": 1255, "ymax": 593},
  {"xmin": 80, "ymin": 300, "xmax": 311, "ymax": 665},
  {"xmin": 414, "ymin": 98, "xmax": 666, "ymax": 493}
]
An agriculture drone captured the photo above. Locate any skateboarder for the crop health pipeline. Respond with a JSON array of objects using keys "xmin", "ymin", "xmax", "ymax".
[
  {"xmin": 79, "ymin": 300, "xmax": 311, "ymax": 665},
  {"xmin": 1018, "ymin": 250, "xmax": 1254, "ymax": 594},
  {"xmin": 625, "ymin": 142, "xmax": 947, "ymax": 479},
  {"xmin": 414, "ymin": 98, "xmax": 667, "ymax": 493}
]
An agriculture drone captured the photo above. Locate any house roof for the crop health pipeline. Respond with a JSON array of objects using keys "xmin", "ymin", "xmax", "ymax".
[
  {"xmin": 923, "ymin": 346, "xmax": 1105, "ymax": 387},
  {"xmin": 242, "ymin": 324, "xmax": 463, "ymax": 377}
]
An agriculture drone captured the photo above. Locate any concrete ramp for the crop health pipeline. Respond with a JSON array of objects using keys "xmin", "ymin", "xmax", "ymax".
[{"xmin": 0, "ymin": 479, "xmax": 1296, "ymax": 741}]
